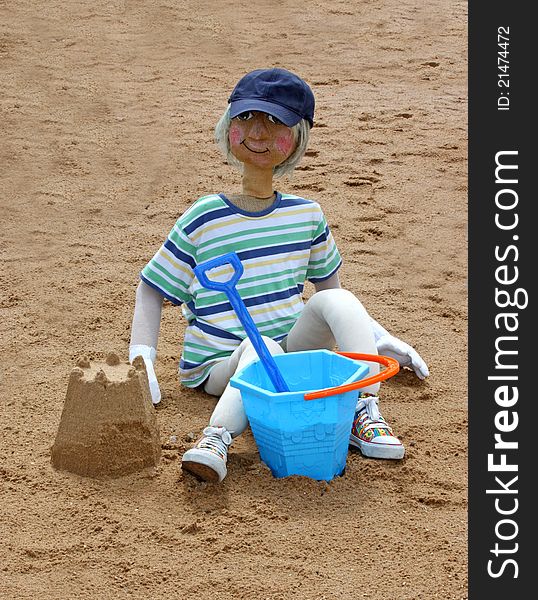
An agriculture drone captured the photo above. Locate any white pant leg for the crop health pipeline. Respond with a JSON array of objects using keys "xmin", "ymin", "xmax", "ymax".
[
  {"xmin": 205, "ymin": 336, "xmax": 285, "ymax": 436},
  {"xmin": 285, "ymin": 289, "xmax": 380, "ymax": 394}
]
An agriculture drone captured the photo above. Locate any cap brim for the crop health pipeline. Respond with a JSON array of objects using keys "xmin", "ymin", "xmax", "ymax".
[{"xmin": 229, "ymin": 99, "xmax": 302, "ymax": 127}]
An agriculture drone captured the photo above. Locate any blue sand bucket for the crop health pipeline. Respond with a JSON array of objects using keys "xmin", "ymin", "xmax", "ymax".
[{"xmin": 230, "ymin": 350, "xmax": 369, "ymax": 481}]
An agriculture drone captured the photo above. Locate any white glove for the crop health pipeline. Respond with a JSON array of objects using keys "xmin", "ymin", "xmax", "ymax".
[
  {"xmin": 376, "ymin": 334, "xmax": 429, "ymax": 380},
  {"xmin": 129, "ymin": 344, "xmax": 161, "ymax": 404},
  {"xmin": 370, "ymin": 318, "xmax": 429, "ymax": 380}
]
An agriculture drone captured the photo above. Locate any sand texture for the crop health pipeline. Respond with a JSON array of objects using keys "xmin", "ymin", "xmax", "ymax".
[{"xmin": 1, "ymin": 1, "xmax": 467, "ymax": 599}]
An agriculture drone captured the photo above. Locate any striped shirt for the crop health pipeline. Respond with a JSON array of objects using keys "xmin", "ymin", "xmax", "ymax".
[{"xmin": 140, "ymin": 191, "xmax": 342, "ymax": 387}]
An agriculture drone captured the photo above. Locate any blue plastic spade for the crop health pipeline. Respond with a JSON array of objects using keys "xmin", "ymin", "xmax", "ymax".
[{"xmin": 194, "ymin": 252, "xmax": 290, "ymax": 393}]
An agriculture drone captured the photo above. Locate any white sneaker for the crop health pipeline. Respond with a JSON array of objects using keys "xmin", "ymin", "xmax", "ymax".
[
  {"xmin": 181, "ymin": 426, "xmax": 232, "ymax": 482},
  {"xmin": 349, "ymin": 395, "xmax": 405, "ymax": 460}
]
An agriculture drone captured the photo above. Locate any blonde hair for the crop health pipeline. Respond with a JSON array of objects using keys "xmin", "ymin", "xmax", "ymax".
[{"xmin": 214, "ymin": 106, "xmax": 311, "ymax": 178}]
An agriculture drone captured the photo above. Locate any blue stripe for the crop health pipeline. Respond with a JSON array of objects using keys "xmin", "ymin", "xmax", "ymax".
[
  {"xmin": 312, "ymin": 224, "xmax": 330, "ymax": 246},
  {"xmin": 236, "ymin": 240, "xmax": 312, "ymax": 262},
  {"xmin": 180, "ymin": 358, "xmax": 202, "ymax": 370},
  {"xmin": 140, "ymin": 274, "xmax": 183, "ymax": 306},
  {"xmin": 244, "ymin": 285, "xmax": 301, "ymax": 308},
  {"xmin": 163, "ymin": 239, "xmax": 196, "ymax": 269},
  {"xmin": 184, "ymin": 206, "xmax": 235, "ymax": 235},
  {"xmin": 192, "ymin": 320, "xmax": 243, "ymax": 341},
  {"xmin": 280, "ymin": 197, "xmax": 315, "ymax": 207},
  {"xmin": 192, "ymin": 286, "xmax": 303, "ymax": 317}
]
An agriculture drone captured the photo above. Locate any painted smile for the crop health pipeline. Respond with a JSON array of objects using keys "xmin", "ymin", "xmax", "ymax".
[{"xmin": 241, "ymin": 140, "xmax": 269, "ymax": 154}]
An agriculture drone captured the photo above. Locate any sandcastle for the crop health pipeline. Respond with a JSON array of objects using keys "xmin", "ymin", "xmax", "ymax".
[{"xmin": 51, "ymin": 352, "xmax": 161, "ymax": 478}]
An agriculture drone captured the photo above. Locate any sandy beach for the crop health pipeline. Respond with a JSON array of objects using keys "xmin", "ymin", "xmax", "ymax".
[{"xmin": 1, "ymin": 1, "xmax": 468, "ymax": 598}]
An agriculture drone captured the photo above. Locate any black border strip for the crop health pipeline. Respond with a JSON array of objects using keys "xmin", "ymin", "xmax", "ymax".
[{"xmin": 468, "ymin": 3, "xmax": 532, "ymax": 597}]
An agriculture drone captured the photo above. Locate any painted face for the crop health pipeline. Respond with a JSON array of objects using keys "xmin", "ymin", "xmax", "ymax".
[{"xmin": 228, "ymin": 111, "xmax": 297, "ymax": 169}]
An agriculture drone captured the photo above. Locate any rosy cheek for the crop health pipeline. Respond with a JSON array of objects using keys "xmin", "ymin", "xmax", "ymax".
[
  {"xmin": 275, "ymin": 132, "xmax": 294, "ymax": 156},
  {"xmin": 229, "ymin": 125, "xmax": 242, "ymax": 147}
]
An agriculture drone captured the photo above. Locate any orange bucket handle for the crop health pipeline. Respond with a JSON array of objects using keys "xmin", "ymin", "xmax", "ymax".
[{"xmin": 303, "ymin": 353, "xmax": 400, "ymax": 401}]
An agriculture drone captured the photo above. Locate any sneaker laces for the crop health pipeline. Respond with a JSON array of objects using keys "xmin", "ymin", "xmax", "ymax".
[
  {"xmin": 195, "ymin": 426, "xmax": 232, "ymax": 460},
  {"xmin": 355, "ymin": 395, "xmax": 389, "ymax": 429}
]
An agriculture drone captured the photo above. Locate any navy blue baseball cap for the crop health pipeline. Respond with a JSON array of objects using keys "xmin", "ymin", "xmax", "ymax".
[{"xmin": 228, "ymin": 68, "xmax": 315, "ymax": 128}]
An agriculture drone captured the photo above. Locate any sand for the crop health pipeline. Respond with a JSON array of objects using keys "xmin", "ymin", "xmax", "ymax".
[{"xmin": 1, "ymin": 1, "xmax": 467, "ymax": 599}]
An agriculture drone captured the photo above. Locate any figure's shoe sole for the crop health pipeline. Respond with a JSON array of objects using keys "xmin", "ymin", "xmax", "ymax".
[
  {"xmin": 349, "ymin": 434, "xmax": 405, "ymax": 460},
  {"xmin": 181, "ymin": 448, "xmax": 227, "ymax": 482},
  {"xmin": 182, "ymin": 459, "xmax": 221, "ymax": 482}
]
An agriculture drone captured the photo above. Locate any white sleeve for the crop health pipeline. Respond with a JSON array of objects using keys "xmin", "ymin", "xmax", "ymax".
[{"xmin": 129, "ymin": 281, "xmax": 163, "ymax": 350}]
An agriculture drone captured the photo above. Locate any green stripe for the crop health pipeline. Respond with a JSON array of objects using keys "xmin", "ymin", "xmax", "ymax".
[
  {"xmin": 183, "ymin": 344, "xmax": 230, "ymax": 364},
  {"xmin": 181, "ymin": 371, "xmax": 211, "ymax": 388},
  {"xmin": 141, "ymin": 266, "xmax": 190, "ymax": 303},
  {"xmin": 227, "ymin": 312, "xmax": 300, "ymax": 335},
  {"xmin": 197, "ymin": 229, "xmax": 316, "ymax": 263},
  {"xmin": 187, "ymin": 340, "xmax": 229, "ymax": 353},
  {"xmin": 181, "ymin": 357, "xmax": 234, "ymax": 388},
  {"xmin": 195, "ymin": 277, "xmax": 304, "ymax": 310},
  {"xmin": 146, "ymin": 261, "xmax": 190, "ymax": 291},
  {"xmin": 181, "ymin": 195, "xmax": 225, "ymax": 228},
  {"xmin": 168, "ymin": 227, "xmax": 197, "ymax": 256},
  {"xmin": 307, "ymin": 251, "xmax": 341, "ymax": 279},
  {"xmin": 258, "ymin": 323, "xmax": 296, "ymax": 338},
  {"xmin": 308, "ymin": 243, "xmax": 340, "ymax": 268},
  {"xmin": 197, "ymin": 220, "xmax": 317, "ymax": 253},
  {"xmin": 239, "ymin": 278, "xmax": 299, "ymax": 299},
  {"xmin": 312, "ymin": 217, "xmax": 326, "ymax": 238},
  {"xmin": 183, "ymin": 349, "xmax": 231, "ymax": 363},
  {"xmin": 195, "ymin": 267, "xmax": 308, "ymax": 306}
]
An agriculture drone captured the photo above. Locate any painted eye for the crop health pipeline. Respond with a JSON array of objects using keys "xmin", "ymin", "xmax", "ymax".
[
  {"xmin": 236, "ymin": 111, "xmax": 254, "ymax": 121},
  {"xmin": 267, "ymin": 114, "xmax": 284, "ymax": 125}
]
